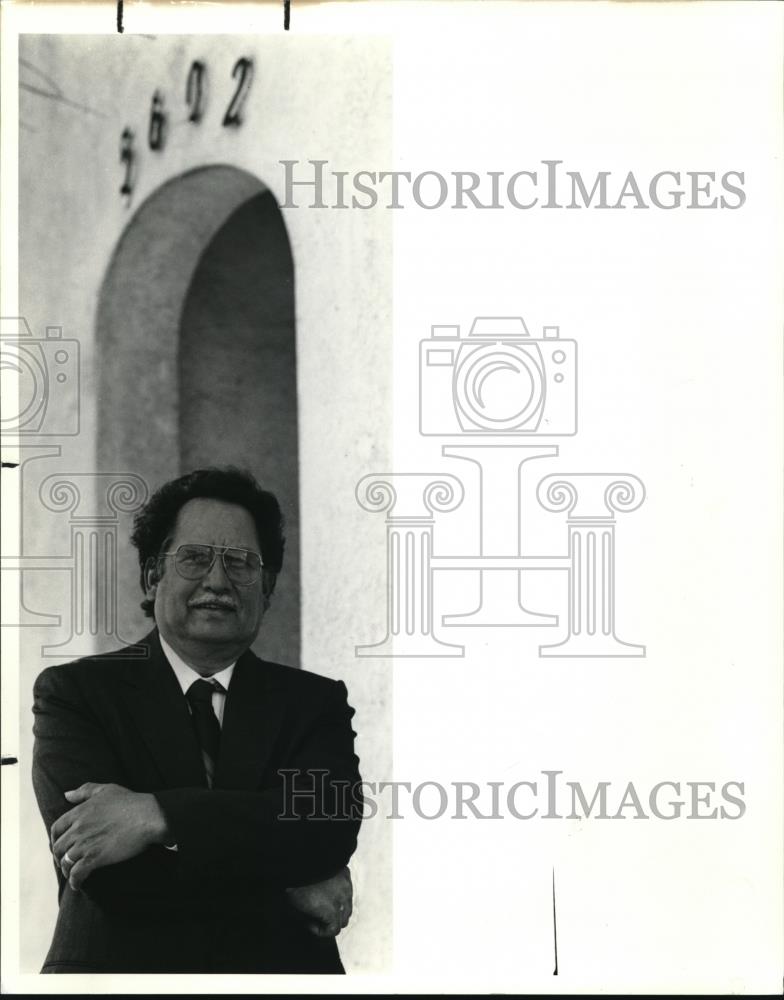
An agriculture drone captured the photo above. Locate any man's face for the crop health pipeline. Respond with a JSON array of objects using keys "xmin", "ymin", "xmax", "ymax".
[{"xmin": 150, "ymin": 497, "xmax": 265, "ymax": 657}]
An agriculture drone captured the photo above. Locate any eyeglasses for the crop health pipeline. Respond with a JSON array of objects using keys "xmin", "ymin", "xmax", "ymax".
[{"xmin": 159, "ymin": 543, "xmax": 263, "ymax": 586}]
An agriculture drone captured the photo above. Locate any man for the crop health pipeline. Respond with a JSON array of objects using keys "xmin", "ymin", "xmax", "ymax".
[{"xmin": 32, "ymin": 467, "xmax": 362, "ymax": 974}]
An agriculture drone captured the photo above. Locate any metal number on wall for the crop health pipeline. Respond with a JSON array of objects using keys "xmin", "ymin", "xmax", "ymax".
[
  {"xmin": 119, "ymin": 128, "xmax": 134, "ymax": 196},
  {"xmin": 186, "ymin": 61, "xmax": 206, "ymax": 123},
  {"xmin": 118, "ymin": 56, "xmax": 254, "ymax": 203},
  {"xmin": 223, "ymin": 58, "xmax": 253, "ymax": 128},
  {"xmin": 148, "ymin": 91, "xmax": 166, "ymax": 150}
]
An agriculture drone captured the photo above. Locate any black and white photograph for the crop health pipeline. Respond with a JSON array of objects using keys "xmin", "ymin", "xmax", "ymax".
[{"xmin": 1, "ymin": 1, "xmax": 781, "ymax": 993}]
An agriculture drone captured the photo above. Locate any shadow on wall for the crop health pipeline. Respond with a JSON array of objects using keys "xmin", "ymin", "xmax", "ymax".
[{"xmin": 95, "ymin": 165, "xmax": 299, "ymax": 666}]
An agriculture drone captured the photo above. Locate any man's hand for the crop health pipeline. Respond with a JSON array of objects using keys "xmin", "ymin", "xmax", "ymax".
[
  {"xmin": 285, "ymin": 866, "xmax": 353, "ymax": 937},
  {"xmin": 50, "ymin": 782, "xmax": 169, "ymax": 892}
]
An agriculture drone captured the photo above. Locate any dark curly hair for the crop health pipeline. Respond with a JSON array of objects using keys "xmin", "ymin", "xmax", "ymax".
[{"xmin": 131, "ymin": 467, "xmax": 285, "ymax": 618}]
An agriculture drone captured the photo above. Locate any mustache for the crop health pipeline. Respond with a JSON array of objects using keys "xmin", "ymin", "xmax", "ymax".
[{"xmin": 188, "ymin": 598, "xmax": 237, "ymax": 611}]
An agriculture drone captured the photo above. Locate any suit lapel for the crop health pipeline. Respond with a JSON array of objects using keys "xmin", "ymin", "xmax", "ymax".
[
  {"xmin": 213, "ymin": 650, "xmax": 288, "ymax": 791},
  {"xmin": 120, "ymin": 629, "xmax": 207, "ymax": 788}
]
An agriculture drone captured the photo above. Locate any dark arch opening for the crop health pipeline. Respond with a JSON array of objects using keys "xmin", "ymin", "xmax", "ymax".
[
  {"xmin": 178, "ymin": 192, "xmax": 298, "ymax": 663},
  {"xmin": 96, "ymin": 166, "xmax": 300, "ymax": 665}
]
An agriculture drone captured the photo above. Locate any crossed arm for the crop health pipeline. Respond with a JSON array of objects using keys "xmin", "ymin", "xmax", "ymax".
[
  {"xmin": 48, "ymin": 783, "xmax": 354, "ymax": 936},
  {"xmin": 33, "ymin": 667, "xmax": 361, "ymax": 935}
]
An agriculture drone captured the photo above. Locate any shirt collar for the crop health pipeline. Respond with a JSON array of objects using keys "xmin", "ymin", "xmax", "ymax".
[{"xmin": 158, "ymin": 633, "xmax": 236, "ymax": 695}]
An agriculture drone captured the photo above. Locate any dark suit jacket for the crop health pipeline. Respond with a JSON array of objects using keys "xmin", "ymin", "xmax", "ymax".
[{"xmin": 31, "ymin": 628, "xmax": 362, "ymax": 974}]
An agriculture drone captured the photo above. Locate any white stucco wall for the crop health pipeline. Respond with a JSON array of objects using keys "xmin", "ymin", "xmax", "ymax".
[{"xmin": 15, "ymin": 32, "xmax": 392, "ymax": 974}]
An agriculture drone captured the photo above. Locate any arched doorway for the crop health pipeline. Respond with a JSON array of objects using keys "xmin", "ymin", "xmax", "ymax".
[{"xmin": 95, "ymin": 165, "xmax": 299, "ymax": 665}]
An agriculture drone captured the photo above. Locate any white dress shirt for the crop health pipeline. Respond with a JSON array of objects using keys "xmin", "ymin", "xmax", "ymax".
[
  {"xmin": 158, "ymin": 637, "xmax": 237, "ymax": 848},
  {"xmin": 159, "ymin": 634, "xmax": 236, "ymax": 727}
]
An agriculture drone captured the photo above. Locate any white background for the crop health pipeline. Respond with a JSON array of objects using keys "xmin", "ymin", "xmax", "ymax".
[{"xmin": 389, "ymin": 6, "xmax": 782, "ymax": 991}]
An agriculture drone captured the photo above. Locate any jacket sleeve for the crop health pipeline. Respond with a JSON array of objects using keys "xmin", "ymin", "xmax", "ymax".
[
  {"xmin": 33, "ymin": 665, "xmax": 363, "ymax": 907},
  {"xmin": 31, "ymin": 665, "xmax": 183, "ymax": 912},
  {"xmin": 153, "ymin": 678, "xmax": 363, "ymax": 891}
]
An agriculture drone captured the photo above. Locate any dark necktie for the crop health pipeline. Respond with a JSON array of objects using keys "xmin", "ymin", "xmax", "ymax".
[{"xmin": 186, "ymin": 678, "xmax": 223, "ymax": 786}]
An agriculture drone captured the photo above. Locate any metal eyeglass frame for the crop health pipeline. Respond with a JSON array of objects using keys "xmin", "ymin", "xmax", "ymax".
[{"xmin": 158, "ymin": 543, "xmax": 264, "ymax": 586}]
